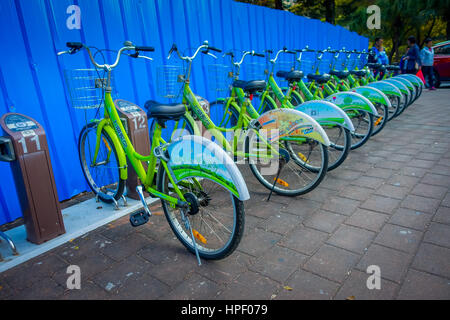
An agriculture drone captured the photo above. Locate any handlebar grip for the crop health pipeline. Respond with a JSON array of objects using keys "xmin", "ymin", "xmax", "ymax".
[
  {"xmin": 208, "ymin": 46, "xmax": 222, "ymax": 53},
  {"xmin": 66, "ymin": 42, "xmax": 83, "ymax": 50},
  {"xmin": 264, "ymin": 49, "xmax": 273, "ymax": 54},
  {"xmin": 135, "ymin": 46, "xmax": 155, "ymax": 52},
  {"xmin": 286, "ymin": 50, "xmax": 296, "ymax": 54},
  {"xmin": 253, "ymin": 52, "xmax": 265, "ymax": 58}
]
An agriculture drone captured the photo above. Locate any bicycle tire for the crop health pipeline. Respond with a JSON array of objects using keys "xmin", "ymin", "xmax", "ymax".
[
  {"xmin": 78, "ymin": 122, "xmax": 125, "ymax": 203},
  {"xmin": 157, "ymin": 164, "xmax": 245, "ymax": 260}
]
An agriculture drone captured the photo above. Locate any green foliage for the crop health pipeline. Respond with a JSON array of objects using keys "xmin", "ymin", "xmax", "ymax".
[{"xmin": 236, "ymin": 0, "xmax": 450, "ymax": 62}]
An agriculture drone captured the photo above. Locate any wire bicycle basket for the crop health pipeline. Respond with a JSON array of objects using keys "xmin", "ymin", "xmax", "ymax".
[
  {"xmin": 156, "ymin": 65, "xmax": 185, "ymax": 99},
  {"xmin": 298, "ymin": 59, "xmax": 316, "ymax": 75},
  {"xmin": 207, "ymin": 64, "xmax": 232, "ymax": 93},
  {"xmin": 241, "ymin": 62, "xmax": 267, "ymax": 81},
  {"xmin": 64, "ymin": 69, "xmax": 112, "ymax": 109}
]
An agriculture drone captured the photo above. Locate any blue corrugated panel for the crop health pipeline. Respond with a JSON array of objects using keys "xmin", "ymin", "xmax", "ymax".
[{"xmin": 0, "ymin": 0, "xmax": 368, "ymax": 225}]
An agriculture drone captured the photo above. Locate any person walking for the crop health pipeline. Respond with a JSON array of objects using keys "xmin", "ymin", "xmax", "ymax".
[
  {"xmin": 402, "ymin": 36, "xmax": 421, "ymax": 74},
  {"xmin": 420, "ymin": 38, "xmax": 436, "ymax": 90}
]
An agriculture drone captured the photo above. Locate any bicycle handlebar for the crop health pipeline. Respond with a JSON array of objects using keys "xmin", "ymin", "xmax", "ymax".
[
  {"xmin": 58, "ymin": 41, "xmax": 154, "ymax": 69},
  {"xmin": 167, "ymin": 41, "xmax": 222, "ymax": 61}
]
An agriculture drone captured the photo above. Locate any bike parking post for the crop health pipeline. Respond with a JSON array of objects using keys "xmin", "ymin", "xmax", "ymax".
[{"xmin": 0, "ymin": 113, "xmax": 65, "ymax": 244}]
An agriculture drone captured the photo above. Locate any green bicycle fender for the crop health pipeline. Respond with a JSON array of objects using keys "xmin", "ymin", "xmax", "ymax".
[
  {"xmin": 350, "ymin": 86, "xmax": 391, "ymax": 108},
  {"xmin": 262, "ymin": 94, "xmax": 279, "ymax": 110},
  {"xmin": 383, "ymin": 79, "xmax": 410, "ymax": 98},
  {"xmin": 324, "ymin": 92, "xmax": 379, "ymax": 116},
  {"xmin": 396, "ymin": 74, "xmax": 424, "ymax": 88},
  {"xmin": 257, "ymin": 108, "xmax": 330, "ymax": 146},
  {"xmin": 392, "ymin": 77, "xmax": 414, "ymax": 91},
  {"xmin": 295, "ymin": 100, "xmax": 355, "ymax": 132},
  {"xmin": 101, "ymin": 123, "xmax": 128, "ymax": 180},
  {"xmin": 165, "ymin": 135, "xmax": 250, "ymax": 201},
  {"xmin": 366, "ymin": 81, "xmax": 402, "ymax": 98}
]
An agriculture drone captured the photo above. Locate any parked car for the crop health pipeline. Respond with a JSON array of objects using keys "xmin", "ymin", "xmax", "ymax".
[{"xmin": 433, "ymin": 40, "xmax": 450, "ymax": 88}]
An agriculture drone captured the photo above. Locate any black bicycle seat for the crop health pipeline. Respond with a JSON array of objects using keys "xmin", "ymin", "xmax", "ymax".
[
  {"xmin": 306, "ymin": 73, "xmax": 331, "ymax": 84},
  {"xmin": 329, "ymin": 70, "xmax": 350, "ymax": 79},
  {"xmin": 366, "ymin": 63, "xmax": 382, "ymax": 69},
  {"xmin": 276, "ymin": 70, "xmax": 304, "ymax": 82},
  {"xmin": 349, "ymin": 70, "xmax": 367, "ymax": 77},
  {"xmin": 232, "ymin": 80, "xmax": 266, "ymax": 94},
  {"xmin": 386, "ymin": 65, "xmax": 400, "ymax": 71},
  {"xmin": 144, "ymin": 100, "xmax": 186, "ymax": 121}
]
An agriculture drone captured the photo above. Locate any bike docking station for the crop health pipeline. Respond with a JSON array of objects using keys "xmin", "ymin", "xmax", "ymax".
[
  {"xmin": 0, "ymin": 112, "xmax": 157, "ymax": 272},
  {"xmin": 115, "ymin": 99, "xmax": 151, "ymax": 200}
]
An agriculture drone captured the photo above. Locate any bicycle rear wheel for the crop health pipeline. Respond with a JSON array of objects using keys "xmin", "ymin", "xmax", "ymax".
[
  {"xmin": 157, "ymin": 165, "xmax": 245, "ymax": 260},
  {"xmin": 78, "ymin": 122, "xmax": 125, "ymax": 203},
  {"xmin": 248, "ymin": 133, "xmax": 328, "ymax": 197},
  {"xmin": 371, "ymin": 103, "xmax": 389, "ymax": 136},
  {"xmin": 348, "ymin": 110, "xmax": 374, "ymax": 150}
]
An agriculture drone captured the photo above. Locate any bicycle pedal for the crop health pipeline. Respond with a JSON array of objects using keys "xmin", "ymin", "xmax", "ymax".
[{"xmin": 129, "ymin": 210, "xmax": 150, "ymax": 227}]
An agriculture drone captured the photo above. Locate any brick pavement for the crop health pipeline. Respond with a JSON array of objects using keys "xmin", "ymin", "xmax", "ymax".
[{"xmin": 1, "ymin": 86, "xmax": 449, "ymax": 300}]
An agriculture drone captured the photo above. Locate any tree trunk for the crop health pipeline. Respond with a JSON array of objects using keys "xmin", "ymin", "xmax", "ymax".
[
  {"xmin": 325, "ymin": 0, "xmax": 335, "ymax": 24},
  {"xmin": 275, "ymin": 0, "xmax": 283, "ymax": 10}
]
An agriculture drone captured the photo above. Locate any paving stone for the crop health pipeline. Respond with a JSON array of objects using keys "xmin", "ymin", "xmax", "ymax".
[
  {"xmin": 321, "ymin": 197, "xmax": 360, "ymax": 216},
  {"xmin": 275, "ymin": 269, "xmax": 339, "ymax": 300},
  {"xmin": 414, "ymin": 152, "xmax": 443, "ymax": 161},
  {"xmin": 327, "ymin": 225, "xmax": 375, "ymax": 254},
  {"xmin": 328, "ymin": 169, "xmax": 362, "ymax": 181},
  {"xmin": 258, "ymin": 212, "xmax": 302, "ymax": 235},
  {"xmin": 12, "ymin": 277, "xmax": 65, "ymax": 300},
  {"xmin": 303, "ymin": 210, "xmax": 347, "ymax": 233},
  {"xmin": 374, "ymin": 224, "xmax": 423, "ymax": 254},
  {"xmin": 374, "ymin": 161, "xmax": 404, "ymax": 170},
  {"xmin": 100, "ymin": 219, "xmax": 137, "ymax": 241},
  {"xmin": 162, "ymin": 273, "xmax": 221, "ymax": 300},
  {"xmin": 345, "ymin": 209, "xmax": 388, "ymax": 232},
  {"xmin": 412, "ymin": 243, "xmax": 450, "ymax": 279},
  {"xmin": 350, "ymin": 176, "xmax": 385, "ymax": 190},
  {"xmin": 375, "ymin": 184, "xmax": 410, "ymax": 200},
  {"xmin": 390, "ymin": 154, "xmax": 414, "ymax": 163},
  {"xmin": 250, "ymin": 246, "xmax": 308, "ymax": 283},
  {"xmin": 282, "ymin": 198, "xmax": 322, "ymax": 217},
  {"xmin": 400, "ymin": 195, "xmax": 440, "ymax": 214},
  {"xmin": 430, "ymin": 165, "xmax": 450, "ymax": 176},
  {"xmin": 442, "ymin": 193, "xmax": 450, "ymax": 207},
  {"xmin": 338, "ymin": 185, "xmax": 373, "ymax": 201},
  {"xmin": 421, "ymin": 173, "xmax": 450, "ymax": 187},
  {"xmin": 100, "ymin": 233, "xmax": 152, "ymax": 262},
  {"xmin": 433, "ymin": 206, "xmax": 450, "ymax": 224},
  {"xmin": 3, "ymin": 254, "xmax": 68, "ymax": 291},
  {"xmin": 397, "ymin": 269, "xmax": 450, "ymax": 300},
  {"xmin": 399, "ymin": 166, "xmax": 429, "ymax": 178},
  {"xmin": 303, "ymin": 245, "xmax": 360, "ymax": 283},
  {"xmin": 334, "ymin": 269, "xmax": 398, "ymax": 300},
  {"xmin": 56, "ymin": 233, "xmax": 113, "ymax": 263},
  {"xmin": 424, "ymin": 222, "xmax": 450, "ymax": 248},
  {"xmin": 301, "ymin": 187, "xmax": 338, "ymax": 203},
  {"xmin": 356, "ymin": 244, "xmax": 413, "ymax": 283},
  {"xmin": 408, "ymin": 159, "xmax": 436, "ymax": 169},
  {"xmin": 389, "ymin": 208, "xmax": 432, "ymax": 231},
  {"xmin": 92, "ymin": 255, "xmax": 151, "ymax": 293},
  {"xmin": 218, "ymin": 271, "xmax": 278, "ymax": 300},
  {"xmin": 196, "ymin": 251, "xmax": 254, "ymax": 285},
  {"xmin": 360, "ymin": 195, "xmax": 401, "ymax": 214},
  {"xmin": 279, "ymin": 227, "xmax": 328, "ymax": 255},
  {"xmin": 364, "ymin": 168, "xmax": 394, "ymax": 180},
  {"xmin": 387, "ymin": 175, "xmax": 420, "ymax": 189},
  {"xmin": 59, "ymin": 280, "xmax": 109, "ymax": 300},
  {"xmin": 411, "ymin": 183, "xmax": 448, "ymax": 200},
  {"xmin": 320, "ymin": 176, "xmax": 349, "ymax": 191},
  {"xmin": 238, "ymin": 229, "xmax": 282, "ymax": 257}
]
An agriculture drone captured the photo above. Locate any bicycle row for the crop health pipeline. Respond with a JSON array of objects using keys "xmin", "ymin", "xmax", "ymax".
[{"xmin": 58, "ymin": 40, "xmax": 423, "ymax": 265}]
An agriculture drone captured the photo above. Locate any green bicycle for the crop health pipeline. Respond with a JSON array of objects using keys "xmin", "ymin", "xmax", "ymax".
[
  {"xmin": 59, "ymin": 41, "xmax": 249, "ymax": 264},
  {"xmin": 150, "ymin": 41, "xmax": 331, "ymax": 197}
]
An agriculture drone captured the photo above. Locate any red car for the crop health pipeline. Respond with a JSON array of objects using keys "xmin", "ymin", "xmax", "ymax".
[{"xmin": 433, "ymin": 40, "xmax": 450, "ymax": 88}]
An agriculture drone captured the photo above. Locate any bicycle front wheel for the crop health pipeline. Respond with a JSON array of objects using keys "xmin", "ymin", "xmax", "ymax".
[
  {"xmin": 78, "ymin": 122, "xmax": 125, "ymax": 203},
  {"xmin": 157, "ymin": 165, "xmax": 245, "ymax": 260},
  {"xmin": 371, "ymin": 103, "xmax": 389, "ymax": 136}
]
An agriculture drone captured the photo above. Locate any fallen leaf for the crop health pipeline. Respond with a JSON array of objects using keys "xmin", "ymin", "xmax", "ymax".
[
  {"xmin": 283, "ymin": 286, "xmax": 293, "ymax": 291},
  {"xmin": 346, "ymin": 296, "xmax": 355, "ymax": 300}
]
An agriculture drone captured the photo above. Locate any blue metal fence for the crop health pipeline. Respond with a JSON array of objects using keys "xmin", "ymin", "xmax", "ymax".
[{"xmin": 0, "ymin": 0, "xmax": 368, "ymax": 225}]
